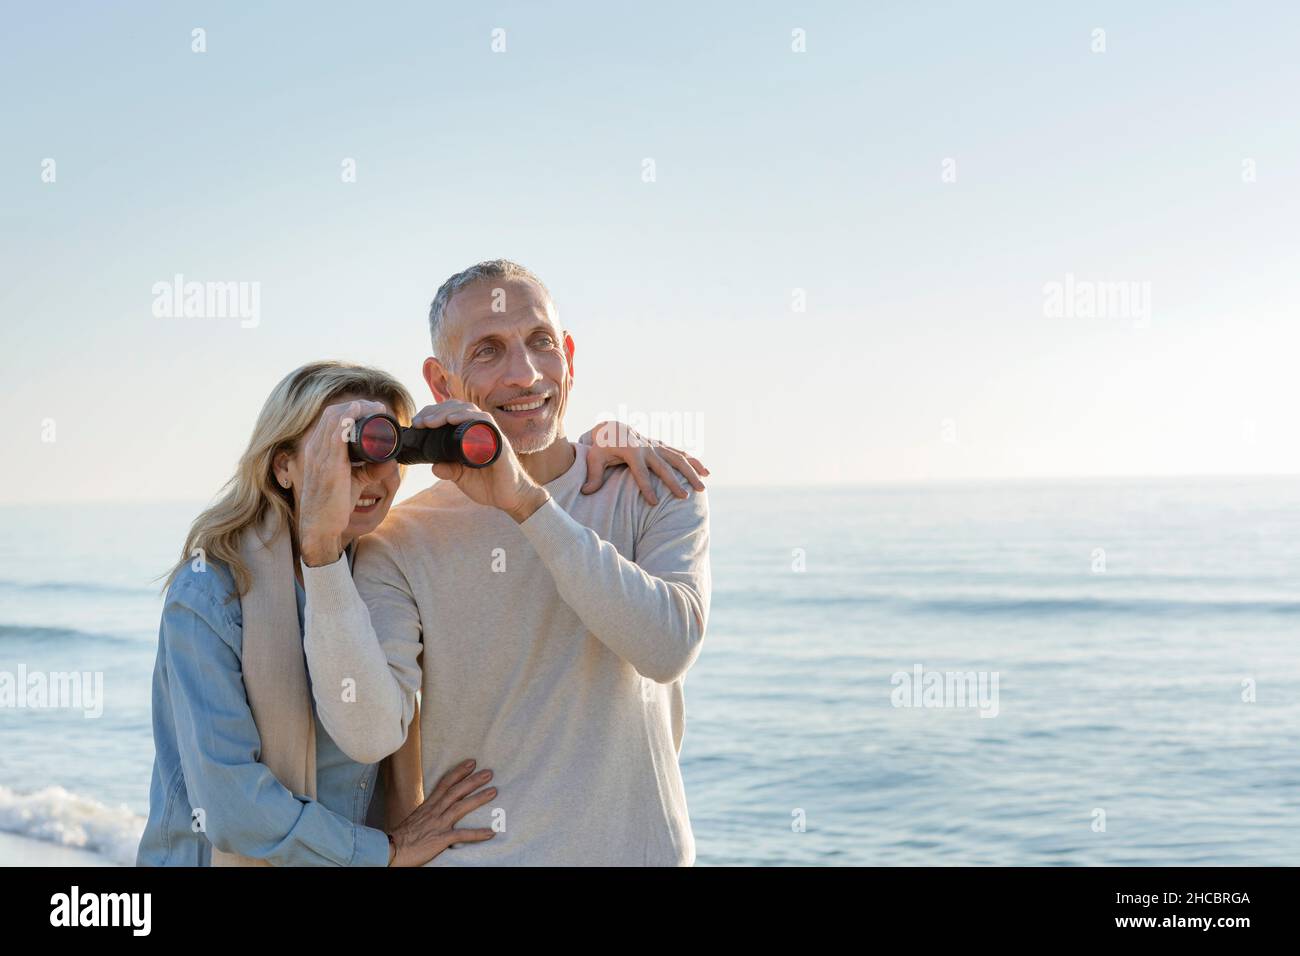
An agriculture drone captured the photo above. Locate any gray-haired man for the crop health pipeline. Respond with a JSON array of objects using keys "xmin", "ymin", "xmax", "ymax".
[{"xmin": 299, "ymin": 260, "xmax": 711, "ymax": 865}]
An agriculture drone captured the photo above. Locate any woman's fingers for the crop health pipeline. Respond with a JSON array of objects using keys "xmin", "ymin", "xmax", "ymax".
[
  {"xmin": 582, "ymin": 444, "xmax": 621, "ymax": 494},
  {"xmin": 327, "ymin": 400, "xmax": 383, "ymax": 439},
  {"xmin": 300, "ymin": 402, "xmax": 361, "ymax": 496},
  {"xmin": 654, "ymin": 447, "xmax": 703, "ymax": 493},
  {"xmin": 577, "ymin": 423, "xmax": 707, "ymax": 500},
  {"xmin": 581, "ymin": 448, "xmax": 612, "ymax": 494},
  {"xmin": 645, "ymin": 452, "xmax": 688, "ymax": 499},
  {"xmin": 302, "ymin": 402, "xmax": 342, "ymax": 459},
  {"xmin": 443, "ymin": 828, "xmax": 496, "ymax": 848},
  {"xmin": 306, "ymin": 400, "xmax": 378, "ymax": 460},
  {"xmin": 437, "ymin": 768, "xmax": 493, "ymax": 814},
  {"xmin": 625, "ymin": 457, "xmax": 658, "ymax": 506},
  {"xmin": 442, "ymin": 782, "xmax": 499, "ymax": 827},
  {"xmin": 653, "ymin": 442, "xmax": 710, "ymax": 480},
  {"xmin": 391, "ymin": 760, "xmax": 499, "ymax": 865},
  {"xmin": 429, "ymin": 758, "xmax": 478, "ymax": 803},
  {"xmin": 338, "ymin": 401, "xmax": 388, "ymax": 444}
]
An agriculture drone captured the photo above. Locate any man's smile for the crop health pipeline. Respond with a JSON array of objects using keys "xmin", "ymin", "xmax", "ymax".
[{"xmin": 495, "ymin": 393, "xmax": 552, "ymax": 418}]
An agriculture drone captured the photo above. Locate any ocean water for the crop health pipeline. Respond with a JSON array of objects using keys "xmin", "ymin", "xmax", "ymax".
[{"xmin": 1, "ymin": 478, "xmax": 1298, "ymax": 865}]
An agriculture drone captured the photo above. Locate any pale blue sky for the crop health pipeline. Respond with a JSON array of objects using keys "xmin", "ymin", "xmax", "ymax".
[{"xmin": 3, "ymin": 1, "xmax": 1298, "ymax": 503}]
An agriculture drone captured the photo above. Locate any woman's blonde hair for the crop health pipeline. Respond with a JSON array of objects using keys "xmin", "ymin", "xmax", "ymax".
[{"xmin": 163, "ymin": 360, "xmax": 416, "ymax": 596}]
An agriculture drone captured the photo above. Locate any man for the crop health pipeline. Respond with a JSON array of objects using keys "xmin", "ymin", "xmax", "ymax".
[{"xmin": 299, "ymin": 259, "xmax": 711, "ymax": 865}]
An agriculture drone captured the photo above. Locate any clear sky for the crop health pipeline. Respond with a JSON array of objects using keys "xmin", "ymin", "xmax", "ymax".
[{"xmin": 3, "ymin": 1, "xmax": 1298, "ymax": 503}]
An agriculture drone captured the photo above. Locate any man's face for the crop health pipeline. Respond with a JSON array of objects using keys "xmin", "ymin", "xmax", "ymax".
[{"xmin": 429, "ymin": 277, "xmax": 574, "ymax": 455}]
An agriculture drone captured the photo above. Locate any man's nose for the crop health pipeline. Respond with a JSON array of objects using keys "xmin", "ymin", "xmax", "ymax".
[{"xmin": 500, "ymin": 343, "xmax": 543, "ymax": 388}]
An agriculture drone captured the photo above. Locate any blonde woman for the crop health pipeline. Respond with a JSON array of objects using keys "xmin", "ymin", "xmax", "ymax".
[{"xmin": 135, "ymin": 360, "xmax": 707, "ymax": 866}]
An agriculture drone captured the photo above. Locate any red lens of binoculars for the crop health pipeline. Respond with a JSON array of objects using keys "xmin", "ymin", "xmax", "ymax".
[
  {"xmin": 459, "ymin": 421, "xmax": 499, "ymax": 466},
  {"xmin": 358, "ymin": 415, "xmax": 399, "ymax": 461}
]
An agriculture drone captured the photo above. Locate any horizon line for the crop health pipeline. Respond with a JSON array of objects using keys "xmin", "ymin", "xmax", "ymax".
[{"xmin": 5, "ymin": 470, "xmax": 1298, "ymax": 507}]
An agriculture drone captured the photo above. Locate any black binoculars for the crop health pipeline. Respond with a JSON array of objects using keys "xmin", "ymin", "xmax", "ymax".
[{"xmin": 347, "ymin": 412, "xmax": 503, "ymax": 468}]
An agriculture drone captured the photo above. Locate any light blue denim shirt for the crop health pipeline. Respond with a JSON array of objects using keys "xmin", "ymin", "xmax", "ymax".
[{"xmin": 135, "ymin": 550, "xmax": 392, "ymax": 866}]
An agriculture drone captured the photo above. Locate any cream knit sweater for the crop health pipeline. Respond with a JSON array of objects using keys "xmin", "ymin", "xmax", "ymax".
[{"xmin": 302, "ymin": 442, "xmax": 710, "ymax": 865}]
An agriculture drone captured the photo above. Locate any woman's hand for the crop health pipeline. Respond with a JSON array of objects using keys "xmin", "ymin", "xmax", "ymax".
[
  {"xmin": 298, "ymin": 399, "xmax": 392, "ymax": 565},
  {"xmin": 579, "ymin": 421, "xmax": 709, "ymax": 505},
  {"xmin": 387, "ymin": 759, "xmax": 498, "ymax": 867}
]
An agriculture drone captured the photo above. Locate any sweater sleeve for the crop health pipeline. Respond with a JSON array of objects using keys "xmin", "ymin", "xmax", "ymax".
[
  {"xmin": 301, "ymin": 536, "xmax": 423, "ymax": 766},
  {"xmin": 516, "ymin": 486, "xmax": 711, "ymax": 684},
  {"xmin": 161, "ymin": 580, "xmax": 390, "ymax": 866}
]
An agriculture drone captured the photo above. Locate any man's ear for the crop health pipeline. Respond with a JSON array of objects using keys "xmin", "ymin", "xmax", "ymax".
[
  {"xmin": 563, "ymin": 332, "xmax": 575, "ymax": 388},
  {"xmin": 423, "ymin": 356, "xmax": 452, "ymax": 402}
]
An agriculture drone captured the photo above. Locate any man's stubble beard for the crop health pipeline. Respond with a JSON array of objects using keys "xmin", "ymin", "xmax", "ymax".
[
  {"xmin": 504, "ymin": 394, "xmax": 567, "ymax": 457},
  {"xmin": 507, "ymin": 416, "xmax": 560, "ymax": 456},
  {"xmin": 460, "ymin": 375, "xmax": 567, "ymax": 457}
]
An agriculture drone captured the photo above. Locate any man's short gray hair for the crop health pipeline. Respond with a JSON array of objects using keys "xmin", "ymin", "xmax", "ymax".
[{"xmin": 428, "ymin": 259, "xmax": 553, "ymax": 359}]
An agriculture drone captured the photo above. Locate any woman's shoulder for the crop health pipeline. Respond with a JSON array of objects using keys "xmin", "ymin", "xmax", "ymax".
[{"xmin": 163, "ymin": 556, "xmax": 243, "ymax": 633}]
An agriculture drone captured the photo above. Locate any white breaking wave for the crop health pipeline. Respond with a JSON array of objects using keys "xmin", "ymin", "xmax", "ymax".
[{"xmin": 0, "ymin": 784, "xmax": 144, "ymax": 865}]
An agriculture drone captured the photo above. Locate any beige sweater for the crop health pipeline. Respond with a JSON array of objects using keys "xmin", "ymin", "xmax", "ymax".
[{"xmin": 302, "ymin": 442, "xmax": 710, "ymax": 865}]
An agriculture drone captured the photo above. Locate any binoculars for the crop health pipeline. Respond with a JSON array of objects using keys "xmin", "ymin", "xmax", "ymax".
[{"xmin": 347, "ymin": 413, "xmax": 503, "ymax": 468}]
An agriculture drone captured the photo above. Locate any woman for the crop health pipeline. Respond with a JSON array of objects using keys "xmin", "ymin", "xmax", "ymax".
[{"xmin": 135, "ymin": 360, "xmax": 708, "ymax": 866}]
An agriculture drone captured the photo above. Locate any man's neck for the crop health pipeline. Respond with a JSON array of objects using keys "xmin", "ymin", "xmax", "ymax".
[{"xmin": 518, "ymin": 437, "xmax": 576, "ymax": 487}]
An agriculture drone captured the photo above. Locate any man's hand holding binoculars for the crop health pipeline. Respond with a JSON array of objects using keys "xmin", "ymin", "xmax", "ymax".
[{"xmin": 412, "ymin": 400, "xmax": 550, "ymax": 524}]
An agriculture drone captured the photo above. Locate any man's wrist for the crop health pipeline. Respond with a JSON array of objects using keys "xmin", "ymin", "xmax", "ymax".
[{"xmin": 506, "ymin": 485, "xmax": 550, "ymax": 524}]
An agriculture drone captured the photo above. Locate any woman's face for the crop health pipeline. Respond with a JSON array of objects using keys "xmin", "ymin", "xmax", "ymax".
[{"xmin": 276, "ymin": 392, "xmax": 403, "ymax": 543}]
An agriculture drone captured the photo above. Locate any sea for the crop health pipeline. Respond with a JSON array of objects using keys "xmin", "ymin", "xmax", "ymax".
[{"xmin": 1, "ymin": 477, "xmax": 1298, "ymax": 866}]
